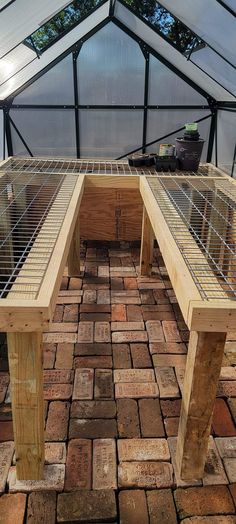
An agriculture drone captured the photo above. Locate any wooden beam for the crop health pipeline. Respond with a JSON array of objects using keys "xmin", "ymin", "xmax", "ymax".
[
  {"xmin": 68, "ymin": 216, "xmax": 80, "ymax": 277},
  {"xmin": 7, "ymin": 331, "xmax": 45, "ymax": 480},
  {"xmin": 140, "ymin": 206, "xmax": 154, "ymax": 276},
  {"xmin": 176, "ymin": 330, "xmax": 226, "ymax": 480}
]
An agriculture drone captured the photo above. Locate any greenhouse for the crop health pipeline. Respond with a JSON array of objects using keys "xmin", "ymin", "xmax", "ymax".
[{"xmin": 0, "ymin": 1, "xmax": 236, "ymax": 522}]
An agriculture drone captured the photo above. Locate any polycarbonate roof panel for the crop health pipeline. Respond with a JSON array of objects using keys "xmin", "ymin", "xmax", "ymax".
[
  {"xmin": 190, "ymin": 46, "xmax": 236, "ymax": 97},
  {"xmin": 0, "ymin": 1, "xmax": 110, "ymax": 100},
  {"xmin": 161, "ymin": 0, "xmax": 236, "ymax": 67},
  {"xmin": 0, "ymin": 44, "xmax": 35, "ymax": 86},
  {"xmin": 0, "ymin": 0, "xmax": 73, "ymax": 58},
  {"xmin": 114, "ymin": 1, "xmax": 236, "ymax": 101}
]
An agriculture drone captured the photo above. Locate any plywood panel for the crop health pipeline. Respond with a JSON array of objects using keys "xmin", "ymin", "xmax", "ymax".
[{"xmin": 80, "ymin": 188, "xmax": 142, "ymax": 241}]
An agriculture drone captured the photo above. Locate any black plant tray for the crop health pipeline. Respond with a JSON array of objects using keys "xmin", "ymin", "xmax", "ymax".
[{"xmin": 155, "ymin": 156, "xmax": 177, "ymax": 172}]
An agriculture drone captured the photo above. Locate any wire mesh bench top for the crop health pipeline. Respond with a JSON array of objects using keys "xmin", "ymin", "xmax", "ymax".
[
  {"xmin": 140, "ymin": 175, "xmax": 236, "ymax": 332},
  {"xmin": 0, "ymin": 169, "xmax": 84, "ymax": 331},
  {"xmin": 0, "ymin": 156, "xmax": 226, "ymax": 177}
]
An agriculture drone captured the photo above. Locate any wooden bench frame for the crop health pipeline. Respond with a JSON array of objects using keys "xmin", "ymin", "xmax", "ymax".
[{"xmin": 0, "ymin": 161, "xmax": 235, "ymax": 481}]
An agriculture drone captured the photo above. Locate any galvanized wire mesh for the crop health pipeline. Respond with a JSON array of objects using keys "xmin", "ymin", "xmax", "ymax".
[
  {"xmin": 147, "ymin": 176, "xmax": 236, "ymax": 301},
  {"xmin": 0, "ymin": 170, "xmax": 78, "ymax": 300},
  {"xmin": 0, "ymin": 157, "xmax": 223, "ymax": 177}
]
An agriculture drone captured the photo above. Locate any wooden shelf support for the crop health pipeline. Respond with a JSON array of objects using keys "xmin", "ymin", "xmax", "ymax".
[
  {"xmin": 7, "ymin": 332, "xmax": 45, "ymax": 480},
  {"xmin": 68, "ymin": 216, "xmax": 80, "ymax": 277},
  {"xmin": 176, "ymin": 330, "xmax": 226, "ymax": 480},
  {"xmin": 140, "ymin": 206, "xmax": 154, "ymax": 276}
]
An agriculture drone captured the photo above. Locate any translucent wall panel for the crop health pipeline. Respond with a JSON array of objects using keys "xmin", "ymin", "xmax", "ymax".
[
  {"xmin": 79, "ymin": 109, "xmax": 143, "ymax": 158},
  {"xmin": 11, "ymin": 124, "xmax": 30, "ymax": 157},
  {"xmin": 148, "ymin": 55, "xmax": 206, "ymax": 105},
  {"xmin": 191, "ymin": 47, "xmax": 236, "ymax": 97},
  {"xmin": 146, "ymin": 109, "xmax": 211, "ymax": 160},
  {"xmin": 0, "ymin": 110, "xmax": 3, "ymax": 160},
  {"xmin": 14, "ymin": 55, "xmax": 74, "ymax": 105},
  {"xmin": 217, "ymin": 110, "xmax": 236, "ymax": 176},
  {"xmin": 10, "ymin": 109, "xmax": 76, "ymax": 157},
  {"xmin": 78, "ymin": 23, "xmax": 145, "ymax": 105}
]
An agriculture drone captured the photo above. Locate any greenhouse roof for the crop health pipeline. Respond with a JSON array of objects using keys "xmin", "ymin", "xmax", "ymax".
[{"xmin": 0, "ymin": 0, "xmax": 235, "ymax": 103}]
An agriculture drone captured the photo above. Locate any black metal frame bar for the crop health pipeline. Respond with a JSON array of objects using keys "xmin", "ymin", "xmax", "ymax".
[
  {"xmin": 0, "ymin": 0, "xmax": 15, "ymax": 13},
  {"xmin": 139, "ymin": 45, "xmax": 150, "ymax": 154},
  {"xmin": 4, "ymin": 110, "xmax": 13, "ymax": 157},
  {"xmin": 230, "ymin": 143, "xmax": 236, "ymax": 178},
  {"xmin": 9, "ymin": 115, "xmax": 33, "ymax": 157},
  {"xmin": 73, "ymin": 44, "xmax": 83, "ymax": 158},
  {"xmin": 206, "ymin": 109, "xmax": 217, "ymax": 162},
  {"xmin": 118, "ymin": 0, "xmax": 236, "ymax": 71},
  {"xmin": 2, "ymin": 110, "xmax": 6, "ymax": 160},
  {"xmin": 215, "ymin": 0, "xmax": 236, "ymax": 17},
  {"xmin": 9, "ymin": 104, "xmax": 210, "ymax": 110}
]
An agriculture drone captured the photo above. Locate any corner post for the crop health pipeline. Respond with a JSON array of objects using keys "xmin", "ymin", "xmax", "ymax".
[
  {"xmin": 68, "ymin": 216, "xmax": 80, "ymax": 276},
  {"xmin": 176, "ymin": 330, "xmax": 226, "ymax": 479},
  {"xmin": 7, "ymin": 331, "xmax": 45, "ymax": 480}
]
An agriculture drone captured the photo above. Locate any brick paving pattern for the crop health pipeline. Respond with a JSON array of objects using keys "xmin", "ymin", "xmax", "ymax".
[{"xmin": 0, "ymin": 241, "xmax": 236, "ymax": 523}]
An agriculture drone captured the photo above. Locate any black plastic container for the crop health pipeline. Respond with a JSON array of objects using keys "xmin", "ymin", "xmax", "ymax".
[
  {"xmin": 155, "ymin": 156, "xmax": 177, "ymax": 172},
  {"xmin": 175, "ymin": 138, "xmax": 205, "ymax": 171}
]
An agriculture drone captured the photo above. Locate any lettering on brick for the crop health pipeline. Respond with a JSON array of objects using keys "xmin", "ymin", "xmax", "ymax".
[
  {"xmin": 78, "ymin": 322, "xmax": 94, "ymax": 343},
  {"xmin": 114, "ymin": 369, "xmax": 155, "ymax": 383},
  {"xmin": 118, "ymin": 461, "xmax": 173, "ymax": 488},
  {"xmin": 73, "ymin": 369, "xmax": 94, "ymax": 400},
  {"xmin": 118, "ymin": 438, "xmax": 170, "ymax": 462},
  {"xmin": 65, "ymin": 439, "xmax": 92, "ymax": 490},
  {"xmin": 93, "ymin": 439, "xmax": 117, "ymax": 489},
  {"xmin": 95, "ymin": 370, "xmax": 113, "ymax": 399},
  {"xmin": 115, "ymin": 382, "xmax": 159, "ymax": 399},
  {"xmin": 94, "ymin": 322, "xmax": 111, "ymax": 343}
]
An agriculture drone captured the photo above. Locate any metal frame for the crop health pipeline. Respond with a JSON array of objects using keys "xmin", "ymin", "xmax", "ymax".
[
  {"xmin": 2, "ymin": 7, "xmax": 233, "ymax": 163},
  {"xmin": 215, "ymin": 0, "xmax": 236, "ymax": 17},
  {"xmin": 0, "ymin": 0, "xmax": 15, "ymax": 13},
  {"xmin": 230, "ymin": 143, "xmax": 236, "ymax": 178}
]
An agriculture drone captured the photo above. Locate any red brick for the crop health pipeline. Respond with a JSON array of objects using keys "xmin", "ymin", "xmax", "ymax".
[
  {"xmin": 44, "ymin": 383, "xmax": 72, "ymax": 400},
  {"xmin": 43, "ymin": 343, "xmax": 56, "ymax": 369},
  {"xmin": 124, "ymin": 277, "xmax": 138, "ymax": 289},
  {"xmin": 130, "ymin": 343, "xmax": 152, "ymax": 368},
  {"xmin": 93, "ymin": 439, "xmax": 117, "ymax": 489},
  {"xmin": 71, "ymin": 400, "xmax": 116, "ymax": 419},
  {"xmin": 98, "ymin": 266, "xmax": 109, "ymax": 278},
  {"xmin": 77, "ymin": 321, "xmax": 94, "ymax": 343},
  {"xmin": 111, "ymin": 305, "xmax": 126, "ymax": 322},
  {"xmin": 140, "ymin": 290, "xmax": 155, "ymax": 305},
  {"xmin": 50, "ymin": 323, "xmax": 77, "ymax": 333},
  {"xmin": 139, "ymin": 399, "xmax": 165, "ymax": 437},
  {"xmin": 83, "ymin": 283, "xmax": 109, "ymax": 290},
  {"xmin": 146, "ymin": 320, "xmax": 165, "ymax": 342},
  {"xmin": 53, "ymin": 304, "xmax": 64, "ymax": 322},
  {"xmin": 163, "ymin": 320, "xmax": 181, "ymax": 342},
  {"xmin": 97, "ymin": 289, "xmax": 110, "ymax": 304},
  {"xmin": 56, "ymin": 296, "xmax": 81, "ymax": 305},
  {"xmin": 27, "ymin": 492, "xmax": 56, "ymax": 524},
  {"xmin": 112, "ymin": 344, "xmax": 132, "ymax": 369},
  {"xmin": 218, "ymin": 382, "xmax": 236, "ymax": 397},
  {"xmin": 73, "ymin": 369, "xmax": 94, "ymax": 400},
  {"xmin": 127, "ymin": 305, "xmax": 143, "ymax": 322},
  {"xmin": 60, "ymin": 276, "xmax": 68, "ymax": 290},
  {"xmin": 119, "ymin": 490, "xmax": 149, "ymax": 524},
  {"xmin": 55, "ymin": 343, "xmax": 74, "ymax": 369},
  {"xmin": 155, "ymin": 366, "xmax": 180, "ymax": 398},
  {"xmin": 110, "ymin": 277, "xmax": 124, "ymax": 289},
  {"xmin": 0, "ymin": 421, "xmax": 13, "ymax": 441},
  {"xmin": 0, "ymin": 442, "xmax": 14, "ymax": 493},
  {"xmin": 150, "ymin": 342, "xmax": 187, "ymax": 354},
  {"xmin": 161, "ymin": 399, "xmax": 182, "ymax": 418},
  {"xmin": 147, "ymin": 489, "xmax": 177, "ymax": 524},
  {"xmin": 0, "ymin": 405, "xmax": 12, "ymax": 422},
  {"xmin": 65, "ymin": 439, "xmax": 92, "ymax": 490},
  {"xmin": 75, "ymin": 342, "xmax": 111, "ymax": 356},
  {"xmin": 114, "ymin": 369, "xmax": 154, "ymax": 383},
  {"xmin": 118, "ymin": 438, "xmax": 170, "ymax": 461},
  {"xmin": 43, "ymin": 333, "xmax": 77, "ymax": 343},
  {"xmin": 8, "ymin": 465, "xmax": 65, "ymax": 493},
  {"xmin": 95, "ymin": 369, "xmax": 113, "ymax": 399},
  {"xmin": 164, "ymin": 417, "xmax": 180, "ymax": 437},
  {"xmin": 94, "ymin": 321, "xmax": 111, "ymax": 343},
  {"xmin": 83, "ymin": 290, "xmax": 96, "ymax": 303},
  {"xmin": 115, "ymin": 382, "xmax": 158, "ymax": 399},
  {"xmin": 44, "ymin": 443, "xmax": 66, "ymax": 464},
  {"xmin": 0, "ymin": 493, "xmax": 26, "ymax": 524},
  {"xmin": 143, "ymin": 311, "xmax": 175, "ymax": 321},
  {"xmin": 69, "ymin": 277, "xmax": 82, "ymax": 290},
  {"xmin": 111, "ymin": 321, "xmax": 144, "ymax": 331},
  {"xmin": 63, "ymin": 304, "xmax": 79, "ymax": 322},
  {"xmin": 80, "ymin": 312, "xmax": 111, "ymax": 321},
  {"xmin": 152, "ymin": 354, "xmax": 187, "ymax": 367},
  {"xmin": 44, "ymin": 370, "xmax": 73, "ymax": 384},
  {"xmin": 80, "ymin": 304, "xmax": 110, "ymax": 313},
  {"xmin": 228, "ymin": 399, "xmax": 236, "ymax": 424},
  {"xmin": 117, "ymin": 398, "xmax": 140, "ymax": 438},
  {"xmin": 45, "ymin": 401, "xmax": 70, "ymax": 441},
  {"xmin": 57, "ymin": 490, "xmax": 117, "ymax": 523},
  {"xmin": 112, "ymin": 331, "xmax": 148, "ymax": 344},
  {"xmin": 118, "ymin": 462, "xmax": 173, "ymax": 488},
  {"xmin": 212, "ymin": 399, "xmax": 236, "ymax": 436},
  {"xmin": 174, "ymin": 486, "xmax": 235, "ymax": 519},
  {"xmin": 69, "ymin": 418, "xmax": 117, "ymax": 439},
  {"xmin": 0, "ymin": 373, "xmax": 9, "ymax": 403},
  {"xmin": 74, "ymin": 356, "xmax": 112, "ymax": 369}
]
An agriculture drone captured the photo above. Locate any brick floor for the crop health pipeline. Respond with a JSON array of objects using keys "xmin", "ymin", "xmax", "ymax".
[{"xmin": 0, "ymin": 241, "xmax": 236, "ymax": 522}]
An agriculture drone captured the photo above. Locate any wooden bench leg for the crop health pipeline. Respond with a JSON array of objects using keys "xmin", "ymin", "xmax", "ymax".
[
  {"xmin": 7, "ymin": 332, "xmax": 45, "ymax": 480},
  {"xmin": 140, "ymin": 206, "xmax": 154, "ymax": 276},
  {"xmin": 176, "ymin": 330, "xmax": 226, "ymax": 480},
  {"xmin": 68, "ymin": 217, "xmax": 80, "ymax": 277}
]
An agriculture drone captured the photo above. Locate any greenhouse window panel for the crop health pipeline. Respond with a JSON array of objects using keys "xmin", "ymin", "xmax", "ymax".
[{"xmin": 24, "ymin": 0, "xmax": 107, "ymax": 55}]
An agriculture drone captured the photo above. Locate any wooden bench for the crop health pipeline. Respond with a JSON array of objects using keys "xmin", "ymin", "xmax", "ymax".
[
  {"xmin": 0, "ymin": 158, "xmax": 235, "ymax": 482},
  {"xmin": 140, "ymin": 174, "xmax": 236, "ymax": 479},
  {"xmin": 0, "ymin": 169, "xmax": 84, "ymax": 479}
]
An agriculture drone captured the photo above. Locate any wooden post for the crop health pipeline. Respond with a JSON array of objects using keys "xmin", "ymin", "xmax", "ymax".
[
  {"xmin": 140, "ymin": 206, "xmax": 154, "ymax": 276},
  {"xmin": 7, "ymin": 332, "xmax": 45, "ymax": 480},
  {"xmin": 68, "ymin": 216, "xmax": 80, "ymax": 276},
  {"xmin": 176, "ymin": 330, "xmax": 226, "ymax": 480}
]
